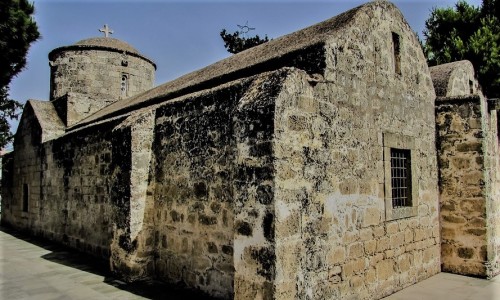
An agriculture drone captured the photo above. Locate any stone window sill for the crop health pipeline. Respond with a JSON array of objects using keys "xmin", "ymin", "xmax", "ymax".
[{"xmin": 387, "ymin": 206, "xmax": 417, "ymax": 221}]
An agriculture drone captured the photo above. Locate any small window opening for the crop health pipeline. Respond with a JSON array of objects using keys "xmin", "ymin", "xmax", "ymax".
[
  {"xmin": 121, "ymin": 74, "xmax": 129, "ymax": 97},
  {"xmin": 469, "ymin": 80, "xmax": 474, "ymax": 94},
  {"xmin": 390, "ymin": 148, "xmax": 412, "ymax": 208},
  {"xmin": 22, "ymin": 184, "xmax": 29, "ymax": 212},
  {"xmin": 392, "ymin": 32, "xmax": 401, "ymax": 75}
]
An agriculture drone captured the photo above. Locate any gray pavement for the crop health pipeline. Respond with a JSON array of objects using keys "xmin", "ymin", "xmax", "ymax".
[
  {"xmin": 1, "ymin": 227, "xmax": 499, "ymax": 299},
  {"xmin": 0, "ymin": 227, "xmax": 214, "ymax": 299},
  {"xmin": 383, "ymin": 272, "xmax": 500, "ymax": 300}
]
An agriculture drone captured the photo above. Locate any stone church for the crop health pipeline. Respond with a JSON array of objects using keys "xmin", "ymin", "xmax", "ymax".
[{"xmin": 2, "ymin": 1, "xmax": 500, "ymax": 299}]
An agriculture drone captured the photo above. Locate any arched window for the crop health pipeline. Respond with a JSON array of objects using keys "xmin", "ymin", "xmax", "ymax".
[
  {"xmin": 392, "ymin": 32, "xmax": 401, "ymax": 75},
  {"xmin": 121, "ymin": 74, "xmax": 129, "ymax": 97}
]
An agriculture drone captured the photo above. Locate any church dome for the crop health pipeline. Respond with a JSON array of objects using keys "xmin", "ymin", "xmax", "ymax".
[
  {"xmin": 49, "ymin": 36, "xmax": 156, "ymax": 68},
  {"xmin": 47, "ymin": 33, "xmax": 157, "ymax": 116},
  {"xmin": 74, "ymin": 37, "xmax": 140, "ymax": 55}
]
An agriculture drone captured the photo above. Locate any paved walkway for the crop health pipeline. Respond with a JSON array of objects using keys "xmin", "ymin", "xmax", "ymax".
[
  {"xmin": 0, "ymin": 227, "xmax": 213, "ymax": 299},
  {"xmin": 1, "ymin": 227, "xmax": 499, "ymax": 299},
  {"xmin": 383, "ymin": 272, "xmax": 500, "ymax": 300}
]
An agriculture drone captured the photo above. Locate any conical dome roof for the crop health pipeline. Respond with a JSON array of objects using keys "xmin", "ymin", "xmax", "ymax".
[
  {"xmin": 74, "ymin": 37, "xmax": 140, "ymax": 55},
  {"xmin": 49, "ymin": 37, "xmax": 155, "ymax": 68}
]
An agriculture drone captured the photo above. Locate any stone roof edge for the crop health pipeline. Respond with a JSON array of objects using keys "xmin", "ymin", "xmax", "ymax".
[
  {"xmin": 435, "ymin": 94, "xmax": 481, "ymax": 104},
  {"xmin": 72, "ymin": 42, "xmax": 326, "ymax": 131},
  {"xmin": 66, "ymin": 67, "xmax": 300, "ymax": 134},
  {"xmin": 64, "ymin": 113, "xmax": 129, "ymax": 136},
  {"xmin": 71, "ymin": 2, "xmax": 381, "ymax": 129},
  {"xmin": 72, "ymin": 1, "xmax": 402, "ymax": 130},
  {"xmin": 429, "ymin": 60, "xmax": 473, "ymax": 72},
  {"xmin": 26, "ymin": 100, "xmax": 66, "ymax": 135},
  {"xmin": 25, "ymin": 99, "xmax": 50, "ymax": 122},
  {"xmin": 65, "ymin": 73, "xmax": 254, "ymax": 134},
  {"xmin": 48, "ymin": 45, "xmax": 156, "ymax": 69},
  {"xmin": 429, "ymin": 60, "xmax": 474, "ymax": 97}
]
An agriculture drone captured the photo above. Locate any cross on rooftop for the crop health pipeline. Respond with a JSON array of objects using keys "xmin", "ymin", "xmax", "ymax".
[
  {"xmin": 237, "ymin": 21, "xmax": 255, "ymax": 37},
  {"xmin": 99, "ymin": 24, "xmax": 113, "ymax": 38}
]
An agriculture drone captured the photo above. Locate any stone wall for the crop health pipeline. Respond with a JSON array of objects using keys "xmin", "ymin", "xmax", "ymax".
[
  {"xmin": 484, "ymin": 103, "xmax": 500, "ymax": 277},
  {"xmin": 437, "ymin": 95, "xmax": 500, "ymax": 278},
  {"xmin": 1, "ymin": 104, "xmax": 45, "ymax": 230},
  {"xmin": 272, "ymin": 3, "xmax": 439, "ymax": 299},
  {"xmin": 147, "ymin": 70, "xmax": 289, "ymax": 299},
  {"xmin": 436, "ymin": 96, "xmax": 487, "ymax": 276},
  {"xmin": 232, "ymin": 71, "xmax": 289, "ymax": 300},
  {"xmin": 108, "ymin": 109, "xmax": 156, "ymax": 280},
  {"xmin": 432, "ymin": 60, "xmax": 500, "ymax": 278},
  {"xmin": 1, "ymin": 108, "xmax": 133, "ymax": 260},
  {"xmin": 149, "ymin": 85, "xmax": 238, "ymax": 297}
]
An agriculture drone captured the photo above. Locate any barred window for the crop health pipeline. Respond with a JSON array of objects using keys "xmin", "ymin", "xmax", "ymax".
[{"xmin": 390, "ymin": 148, "xmax": 412, "ymax": 208}]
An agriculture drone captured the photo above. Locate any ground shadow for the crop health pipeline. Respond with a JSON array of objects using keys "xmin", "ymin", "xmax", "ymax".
[{"xmin": 0, "ymin": 226, "xmax": 220, "ymax": 300}]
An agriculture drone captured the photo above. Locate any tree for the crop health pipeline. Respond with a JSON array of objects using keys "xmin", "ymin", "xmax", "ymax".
[
  {"xmin": 423, "ymin": 0, "xmax": 500, "ymax": 98},
  {"xmin": 220, "ymin": 28, "xmax": 269, "ymax": 54},
  {"xmin": 0, "ymin": 0, "xmax": 40, "ymax": 149}
]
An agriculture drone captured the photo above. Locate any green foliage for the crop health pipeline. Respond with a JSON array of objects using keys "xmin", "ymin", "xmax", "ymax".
[
  {"xmin": 220, "ymin": 29, "xmax": 269, "ymax": 54},
  {"xmin": 0, "ymin": 87, "xmax": 22, "ymax": 148},
  {"xmin": 424, "ymin": 0, "xmax": 500, "ymax": 98},
  {"xmin": 0, "ymin": 0, "xmax": 40, "ymax": 149}
]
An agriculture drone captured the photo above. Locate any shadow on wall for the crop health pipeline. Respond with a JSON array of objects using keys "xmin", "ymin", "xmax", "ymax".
[{"xmin": 0, "ymin": 226, "xmax": 219, "ymax": 300}]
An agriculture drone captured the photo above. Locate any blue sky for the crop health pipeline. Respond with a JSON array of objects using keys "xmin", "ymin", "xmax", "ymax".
[{"xmin": 7, "ymin": 0, "xmax": 482, "ymax": 137}]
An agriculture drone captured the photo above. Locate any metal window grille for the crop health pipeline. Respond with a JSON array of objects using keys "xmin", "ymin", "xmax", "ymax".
[{"xmin": 390, "ymin": 148, "xmax": 412, "ymax": 208}]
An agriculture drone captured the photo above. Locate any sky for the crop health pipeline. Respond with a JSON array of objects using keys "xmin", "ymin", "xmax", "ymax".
[{"xmin": 7, "ymin": 0, "xmax": 483, "ymax": 139}]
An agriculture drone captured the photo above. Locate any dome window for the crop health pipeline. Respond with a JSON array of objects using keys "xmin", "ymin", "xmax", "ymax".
[{"xmin": 121, "ymin": 73, "xmax": 129, "ymax": 97}]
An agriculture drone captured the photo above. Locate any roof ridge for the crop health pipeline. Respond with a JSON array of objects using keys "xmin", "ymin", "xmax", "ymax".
[{"xmin": 71, "ymin": 1, "xmax": 397, "ymax": 130}]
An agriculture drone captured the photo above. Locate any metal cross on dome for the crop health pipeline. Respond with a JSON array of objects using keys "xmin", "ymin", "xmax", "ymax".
[
  {"xmin": 99, "ymin": 24, "xmax": 114, "ymax": 38},
  {"xmin": 237, "ymin": 21, "xmax": 255, "ymax": 37}
]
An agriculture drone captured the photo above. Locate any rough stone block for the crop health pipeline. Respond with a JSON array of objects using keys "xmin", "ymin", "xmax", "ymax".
[
  {"xmin": 364, "ymin": 240, "xmax": 377, "ymax": 255},
  {"xmin": 348, "ymin": 242, "xmax": 364, "ymax": 259},
  {"xmin": 362, "ymin": 207, "xmax": 381, "ymax": 227},
  {"xmin": 327, "ymin": 246, "xmax": 346, "ymax": 266},
  {"xmin": 342, "ymin": 258, "xmax": 365, "ymax": 278},
  {"xmin": 376, "ymin": 259, "xmax": 395, "ymax": 281}
]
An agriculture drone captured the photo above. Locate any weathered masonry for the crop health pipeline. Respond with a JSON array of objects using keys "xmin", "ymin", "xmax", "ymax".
[
  {"xmin": 2, "ymin": 1, "xmax": 499, "ymax": 299},
  {"xmin": 432, "ymin": 61, "xmax": 500, "ymax": 278}
]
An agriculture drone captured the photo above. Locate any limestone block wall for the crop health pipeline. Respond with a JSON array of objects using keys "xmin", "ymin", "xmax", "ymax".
[
  {"xmin": 1, "ymin": 113, "xmax": 133, "ymax": 260},
  {"xmin": 150, "ymin": 83, "xmax": 243, "ymax": 298},
  {"xmin": 436, "ymin": 95, "xmax": 500, "ymax": 277},
  {"xmin": 485, "ymin": 106, "xmax": 500, "ymax": 277},
  {"xmin": 436, "ymin": 96, "xmax": 485, "ymax": 276},
  {"xmin": 43, "ymin": 121, "xmax": 131, "ymax": 258},
  {"xmin": 147, "ymin": 70, "xmax": 289, "ymax": 299},
  {"xmin": 1, "ymin": 105, "xmax": 43, "ymax": 229},
  {"xmin": 272, "ymin": 5, "xmax": 439, "ymax": 300},
  {"xmin": 232, "ymin": 71, "xmax": 289, "ymax": 300},
  {"xmin": 484, "ymin": 106, "xmax": 500, "ymax": 277},
  {"xmin": 1, "ymin": 152, "xmax": 14, "ymax": 221},
  {"xmin": 108, "ymin": 109, "xmax": 156, "ymax": 280}
]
